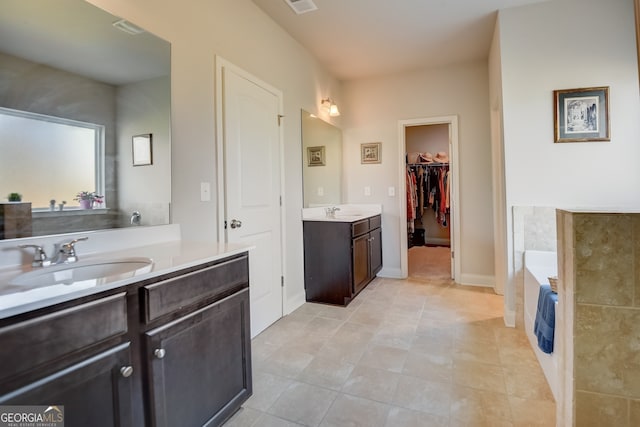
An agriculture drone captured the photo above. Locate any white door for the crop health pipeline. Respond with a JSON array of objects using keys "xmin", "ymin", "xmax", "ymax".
[{"xmin": 219, "ymin": 62, "xmax": 283, "ymax": 337}]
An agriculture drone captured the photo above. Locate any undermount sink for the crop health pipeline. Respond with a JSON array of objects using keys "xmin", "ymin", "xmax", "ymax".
[
  {"xmin": 324, "ymin": 212, "xmax": 368, "ymax": 221},
  {"xmin": 331, "ymin": 214, "xmax": 365, "ymax": 221},
  {"xmin": 9, "ymin": 257, "xmax": 154, "ymax": 288}
]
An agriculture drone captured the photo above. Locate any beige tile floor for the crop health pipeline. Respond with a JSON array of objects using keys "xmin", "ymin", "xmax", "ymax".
[{"xmin": 225, "ymin": 247, "xmax": 556, "ymax": 427}]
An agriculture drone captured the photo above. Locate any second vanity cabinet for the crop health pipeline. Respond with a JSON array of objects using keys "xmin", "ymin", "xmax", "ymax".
[
  {"xmin": 0, "ymin": 252, "xmax": 251, "ymax": 427},
  {"xmin": 304, "ymin": 215, "xmax": 382, "ymax": 306}
]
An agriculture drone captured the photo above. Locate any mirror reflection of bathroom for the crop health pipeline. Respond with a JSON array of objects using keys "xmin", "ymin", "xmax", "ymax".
[
  {"xmin": 406, "ymin": 123, "xmax": 452, "ymax": 280},
  {"xmin": 301, "ymin": 109, "xmax": 342, "ymax": 208},
  {"xmin": 0, "ymin": 0, "xmax": 171, "ymax": 240}
]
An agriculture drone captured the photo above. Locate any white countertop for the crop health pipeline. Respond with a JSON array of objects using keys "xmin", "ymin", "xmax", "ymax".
[
  {"xmin": 302, "ymin": 204, "xmax": 382, "ymax": 222},
  {"xmin": 0, "ymin": 240, "xmax": 253, "ymax": 319}
]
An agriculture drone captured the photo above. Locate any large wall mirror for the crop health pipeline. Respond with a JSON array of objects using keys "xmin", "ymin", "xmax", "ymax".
[
  {"xmin": 0, "ymin": 0, "xmax": 171, "ymax": 240},
  {"xmin": 301, "ymin": 110, "xmax": 342, "ymax": 208}
]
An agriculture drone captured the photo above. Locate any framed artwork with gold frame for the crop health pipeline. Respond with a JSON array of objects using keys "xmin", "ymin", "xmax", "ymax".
[
  {"xmin": 307, "ymin": 146, "xmax": 325, "ymax": 166},
  {"xmin": 361, "ymin": 142, "xmax": 381, "ymax": 164},
  {"xmin": 553, "ymin": 86, "xmax": 610, "ymax": 143}
]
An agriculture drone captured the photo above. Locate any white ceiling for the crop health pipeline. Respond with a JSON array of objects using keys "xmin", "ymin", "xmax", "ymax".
[{"xmin": 252, "ymin": 0, "xmax": 550, "ymax": 81}]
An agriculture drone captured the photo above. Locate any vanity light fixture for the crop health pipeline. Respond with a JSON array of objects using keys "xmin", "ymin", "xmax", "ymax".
[{"xmin": 321, "ymin": 98, "xmax": 340, "ymax": 117}]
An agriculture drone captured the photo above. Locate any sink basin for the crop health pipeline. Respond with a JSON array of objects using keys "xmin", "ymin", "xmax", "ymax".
[
  {"xmin": 9, "ymin": 257, "xmax": 154, "ymax": 288},
  {"xmin": 331, "ymin": 214, "xmax": 365, "ymax": 221}
]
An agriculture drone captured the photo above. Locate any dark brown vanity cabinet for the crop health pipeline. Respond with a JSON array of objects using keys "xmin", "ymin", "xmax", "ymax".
[
  {"xmin": 0, "ymin": 252, "xmax": 251, "ymax": 427},
  {"xmin": 304, "ymin": 215, "xmax": 382, "ymax": 306},
  {"xmin": 0, "ymin": 292, "xmax": 134, "ymax": 426},
  {"xmin": 143, "ymin": 289, "xmax": 251, "ymax": 427},
  {"xmin": 0, "ymin": 343, "xmax": 135, "ymax": 427}
]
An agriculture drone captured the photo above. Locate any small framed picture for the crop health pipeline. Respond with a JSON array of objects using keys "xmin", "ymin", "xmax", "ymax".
[
  {"xmin": 361, "ymin": 142, "xmax": 381, "ymax": 164},
  {"xmin": 553, "ymin": 87, "xmax": 610, "ymax": 142},
  {"xmin": 132, "ymin": 134, "xmax": 153, "ymax": 166},
  {"xmin": 307, "ymin": 146, "xmax": 325, "ymax": 166}
]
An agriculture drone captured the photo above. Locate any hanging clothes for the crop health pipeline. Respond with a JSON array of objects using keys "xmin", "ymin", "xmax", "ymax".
[
  {"xmin": 416, "ymin": 166, "xmax": 425, "ymax": 219},
  {"xmin": 407, "ymin": 162, "xmax": 450, "ymax": 247},
  {"xmin": 406, "ymin": 167, "xmax": 416, "ymax": 233}
]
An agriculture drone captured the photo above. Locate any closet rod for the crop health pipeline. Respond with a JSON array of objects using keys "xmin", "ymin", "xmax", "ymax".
[{"xmin": 407, "ymin": 162, "xmax": 449, "ymax": 167}]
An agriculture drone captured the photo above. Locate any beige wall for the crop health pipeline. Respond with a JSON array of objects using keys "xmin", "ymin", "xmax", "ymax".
[
  {"xmin": 87, "ymin": 0, "xmax": 342, "ymax": 310},
  {"xmin": 342, "ymin": 61, "xmax": 495, "ymax": 282},
  {"xmin": 495, "ymin": 0, "xmax": 640, "ymax": 324}
]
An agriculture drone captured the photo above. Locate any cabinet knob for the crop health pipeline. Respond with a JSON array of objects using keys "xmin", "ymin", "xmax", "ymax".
[
  {"xmin": 120, "ymin": 366, "xmax": 134, "ymax": 378},
  {"xmin": 230, "ymin": 219, "xmax": 242, "ymax": 229},
  {"xmin": 154, "ymin": 348, "xmax": 166, "ymax": 359}
]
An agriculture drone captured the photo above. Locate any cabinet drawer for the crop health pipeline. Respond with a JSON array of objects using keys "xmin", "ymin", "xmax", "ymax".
[
  {"xmin": 142, "ymin": 254, "xmax": 249, "ymax": 323},
  {"xmin": 0, "ymin": 292, "xmax": 127, "ymax": 385},
  {"xmin": 352, "ymin": 219, "xmax": 369, "ymax": 237},
  {"xmin": 369, "ymin": 215, "xmax": 381, "ymax": 230}
]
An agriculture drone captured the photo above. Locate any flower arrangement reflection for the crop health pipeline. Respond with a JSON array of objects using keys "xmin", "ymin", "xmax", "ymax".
[{"xmin": 74, "ymin": 191, "xmax": 103, "ymax": 209}]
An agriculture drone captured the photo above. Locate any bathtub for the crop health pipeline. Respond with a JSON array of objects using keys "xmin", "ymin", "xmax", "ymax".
[{"xmin": 524, "ymin": 250, "xmax": 559, "ymax": 401}]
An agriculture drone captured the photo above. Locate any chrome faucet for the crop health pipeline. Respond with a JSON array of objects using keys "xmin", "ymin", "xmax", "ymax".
[
  {"xmin": 19, "ymin": 237, "xmax": 89, "ymax": 268},
  {"xmin": 324, "ymin": 206, "xmax": 341, "ymax": 217},
  {"xmin": 51, "ymin": 237, "xmax": 88, "ymax": 265},
  {"xmin": 18, "ymin": 244, "xmax": 52, "ymax": 267},
  {"xmin": 130, "ymin": 211, "xmax": 142, "ymax": 225}
]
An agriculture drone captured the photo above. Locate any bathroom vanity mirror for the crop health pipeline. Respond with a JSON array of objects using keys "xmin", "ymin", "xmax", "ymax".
[
  {"xmin": 301, "ymin": 110, "xmax": 342, "ymax": 207},
  {"xmin": 0, "ymin": 0, "xmax": 171, "ymax": 240}
]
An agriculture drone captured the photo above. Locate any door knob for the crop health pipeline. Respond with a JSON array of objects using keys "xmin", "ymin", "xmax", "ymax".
[
  {"xmin": 154, "ymin": 348, "xmax": 166, "ymax": 359},
  {"xmin": 120, "ymin": 366, "xmax": 134, "ymax": 378},
  {"xmin": 230, "ymin": 219, "xmax": 242, "ymax": 229}
]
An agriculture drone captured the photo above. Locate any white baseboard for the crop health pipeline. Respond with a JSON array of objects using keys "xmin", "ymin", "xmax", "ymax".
[
  {"xmin": 458, "ymin": 273, "xmax": 495, "ymax": 287},
  {"xmin": 285, "ymin": 292, "xmax": 306, "ymax": 316},
  {"xmin": 504, "ymin": 309, "xmax": 516, "ymax": 327},
  {"xmin": 377, "ymin": 267, "xmax": 404, "ymax": 279}
]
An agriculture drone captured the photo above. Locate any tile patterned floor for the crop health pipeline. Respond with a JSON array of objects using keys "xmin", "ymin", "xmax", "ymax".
[{"xmin": 225, "ymin": 251, "xmax": 555, "ymax": 427}]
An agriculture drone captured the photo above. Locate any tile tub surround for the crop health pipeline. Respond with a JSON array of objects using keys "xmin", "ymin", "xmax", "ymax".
[
  {"xmin": 227, "ymin": 276, "xmax": 555, "ymax": 427},
  {"xmin": 557, "ymin": 210, "xmax": 640, "ymax": 427}
]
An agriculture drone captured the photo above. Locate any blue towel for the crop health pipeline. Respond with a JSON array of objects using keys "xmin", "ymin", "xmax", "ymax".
[{"xmin": 534, "ymin": 284, "xmax": 557, "ymax": 354}]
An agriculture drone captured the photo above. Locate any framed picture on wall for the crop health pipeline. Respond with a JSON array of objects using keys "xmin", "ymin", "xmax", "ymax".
[
  {"xmin": 553, "ymin": 86, "xmax": 610, "ymax": 142},
  {"xmin": 361, "ymin": 142, "xmax": 381, "ymax": 164},
  {"xmin": 307, "ymin": 146, "xmax": 325, "ymax": 166},
  {"xmin": 132, "ymin": 133, "xmax": 153, "ymax": 166}
]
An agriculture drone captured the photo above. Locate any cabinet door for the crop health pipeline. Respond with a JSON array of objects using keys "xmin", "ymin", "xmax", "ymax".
[
  {"xmin": 0, "ymin": 342, "xmax": 134, "ymax": 427},
  {"xmin": 145, "ymin": 289, "xmax": 252, "ymax": 427},
  {"xmin": 369, "ymin": 227, "xmax": 382, "ymax": 277},
  {"xmin": 352, "ymin": 234, "xmax": 370, "ymax": 294}
]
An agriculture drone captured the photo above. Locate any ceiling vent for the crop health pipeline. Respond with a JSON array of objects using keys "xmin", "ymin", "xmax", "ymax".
[
  {"xmin": 284, "ymin": 0, "xmax": 318, "ymax": 15},
  {"xmin": 112, "ymin": 19, "xmax": 146, "ymax": 35}
]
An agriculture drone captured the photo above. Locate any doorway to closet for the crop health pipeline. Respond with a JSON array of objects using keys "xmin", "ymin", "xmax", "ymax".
[
  {"xmin": 407, "ymin": 123, "xmax": 452, "ymax": 280},
  {"xmin": 398, "ymin": 116, "xmax": 460, "ymax": 281}
]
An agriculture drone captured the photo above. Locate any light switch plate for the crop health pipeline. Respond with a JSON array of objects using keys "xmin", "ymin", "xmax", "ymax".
[
  {"xmin": 388, "ymin": 186, "xmax": 395, "ymax": 197},
  {"xmin": 364, "ymin": 186, "xmax": 371, "ymax": 196},
  {"xmin": 200, "ymin": 182, "xmax": 211, "ymax": 202},
  {"xmin": 317, "ymin": 186, "xmax": 324, "ymax": 196}
]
